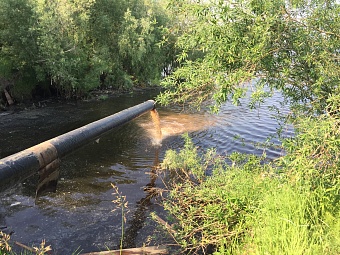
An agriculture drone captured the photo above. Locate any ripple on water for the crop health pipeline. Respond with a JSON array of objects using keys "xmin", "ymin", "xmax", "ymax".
[
  {"xmin": 138, "ymin": 111, "xmax": 217, "ymax": 146},
  {"xmin": 137, "ymin": 90, "xmax": 293, "ymax": 160},
  {"xmin": 0, "ymin": 89, "xmax": 294, "ymax": 254}
]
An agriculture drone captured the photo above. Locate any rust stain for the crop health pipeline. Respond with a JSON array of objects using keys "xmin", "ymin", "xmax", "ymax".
[
  {"xmin": 36, "ymin": 158, "xmax": 61, "ymax": 196},
  {"xmin": 30, "ymin": 141, "xmax": 59, "ymax": 169},
  {"xmin": 38, "ymin": 158, "xmax": 61, "ymax": 181}
]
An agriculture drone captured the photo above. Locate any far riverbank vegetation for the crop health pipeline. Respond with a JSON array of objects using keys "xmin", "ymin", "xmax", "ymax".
[{"xmin": 0, "ymin": 0, "xmax": 177, "ymax": 106}]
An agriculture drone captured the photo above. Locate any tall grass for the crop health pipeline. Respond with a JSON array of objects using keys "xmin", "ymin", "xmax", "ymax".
[
  {"xmin": 156, "ymin": 116, "xmax": 340, "ymax": 255},
  {"xmin": 0, "ymin": 235, "xmax": 51, "ymax": 255},
  {"xmin": 242, "ymin": 181, "xmax": 331, "ymax": 255},
  {"xmin": 111, "ymin": 183, "xmax": 130, "ymax": 254}
]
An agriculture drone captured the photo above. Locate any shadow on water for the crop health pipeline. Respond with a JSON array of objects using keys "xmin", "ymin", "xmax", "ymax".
[{"xmin": 122, "ymin": 148, "xmax": 160, "ymax": 249}]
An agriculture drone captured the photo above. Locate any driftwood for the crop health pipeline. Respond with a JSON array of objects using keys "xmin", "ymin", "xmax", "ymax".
[
  {"xmin": 1, "ymin": 76, "xmax": 14, "ymax": 105},
  {"xmin": 14, "ymin": 241, "xmax": 36, "ymax": 253},
  {"xmin": 3, "ymin": 88, "xmax": 14, "ymax": 105},
  {"xmin": 14, "ymin": 241, "xmax": 167, "ymax": 255},
  {"xmin": 80, "ymin": 246, "xmax": 168, "ymax": 255}
]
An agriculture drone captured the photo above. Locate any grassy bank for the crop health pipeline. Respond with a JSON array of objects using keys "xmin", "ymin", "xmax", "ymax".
[{"xmin": 156, "ymin": 113, "xmax": 340, "ymax": 254}]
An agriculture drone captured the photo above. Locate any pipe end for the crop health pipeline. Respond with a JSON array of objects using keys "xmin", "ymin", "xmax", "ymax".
[{"xmin": 147, "ymin": 99, "xmax": 156, "ymax": 110}]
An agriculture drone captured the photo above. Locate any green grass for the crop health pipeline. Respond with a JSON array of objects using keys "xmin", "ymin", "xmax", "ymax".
[{"xmin": 156, "ymin": 129, "xmax": 340, "ymax": 255}]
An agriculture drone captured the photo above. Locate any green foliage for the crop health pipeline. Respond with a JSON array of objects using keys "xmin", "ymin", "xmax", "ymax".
[
  {"xmin": 0, "ymin": 0, "xmax": 40, "ymax": 97},
  {"xmin": 245, "ymin": 110, "xmax": 340, "ymax": 255},
  {"xmin": 12, "ymin": 67, "xmax": 39, "ymax": 100},
  {"xmin": 0, "ymin": 0, "xmax": 174, "ymax": 100},
  {"xmin": 159, "ymin": 135, "xmax": 269, "ymax": 254},
  {"xmin": 156, "ymin": 2, "xmax": 340, "ymax": 254},
  {"xmin": 32, "ymin": 0, "xmax": 98, "ymax": 96},
  {"xmin": 157, "ymin": 0, "xmax": 340, "ymax": 114},
  {"xmin": 158, "ymin": 134, "xmax": 340, "ymax": 254},
  {"xmin": 162, "ymin": 133, "xmax": 205, "ymax": 182},
  {"xmin": 155, "ymin": 4, "xmax": 340, "ymax": 252}
]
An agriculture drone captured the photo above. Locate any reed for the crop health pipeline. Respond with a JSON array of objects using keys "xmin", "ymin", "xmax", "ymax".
[
  {"xmin": 0, "ymin": 235, "xmax": 52, "ymax": 255},
  {"xmin": 111, "ymin": 183, "xmax": 130, "ymax": 254}
]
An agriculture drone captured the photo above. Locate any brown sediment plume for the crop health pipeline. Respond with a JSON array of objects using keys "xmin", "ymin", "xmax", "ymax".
[
  {"xmin": 139, "ymin": 111, "xmax": 216, "ymax": 145},
  {"xmin": 150, "ymin": 109, "xmax": 162, "ymax": 145}
]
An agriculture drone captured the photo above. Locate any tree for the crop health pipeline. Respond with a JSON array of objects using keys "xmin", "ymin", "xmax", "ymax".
[
  {"xmin": 156, "ymin": 2, "xmax": 340, "ymax": 253},
  {"xmin": 91, "ymin": 0, "xmax": 174, "ymax": 89},
  {"xmin": 0, "ymin": 0, "xmax": 40, "ymax": 99},
  {"xmin": 157, "ymin": 0, "xmax": 340, "ymax": 114},
  {"xmin": 32, "ymin": 0, "xmax": 97, "ymax": 98},
  {"xmin": 0, "ymin": 0, "xmax": 175, "ymax": 101}
]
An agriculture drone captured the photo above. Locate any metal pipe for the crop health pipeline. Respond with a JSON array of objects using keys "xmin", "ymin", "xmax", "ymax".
[{"xmin": 0, "ymin": 100, "xmax": 155, "ymax": 193}]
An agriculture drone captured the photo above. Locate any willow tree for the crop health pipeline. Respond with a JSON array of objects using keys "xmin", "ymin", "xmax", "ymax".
[
  {"xmin": 0, "ymin": 0, "xmax": 174, "ymax": 101},
  {"xmin": 0, "ymin": 0, "xmax": 40, "ymax": 99},
  {"xmin": 33, "ymin": 0, "xmax": 97, "ymax": 97},
  {"xmin": 157, "ymin": 1, "xmax": 340, "ymax": 253},
  {"xmin": 90, "ymin": 0, "xmax": 173, "ymax": 88},
  {"xmin": 158, "ymin": 0, "xmax": 340, "ymax": 114}
]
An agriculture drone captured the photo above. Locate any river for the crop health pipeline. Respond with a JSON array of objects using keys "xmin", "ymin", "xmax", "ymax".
[{"xmin": 0, "ymin": 88, "xmax": 293, "ymax": 254}]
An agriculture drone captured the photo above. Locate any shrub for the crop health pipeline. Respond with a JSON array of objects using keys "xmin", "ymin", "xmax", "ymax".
[{"xmin": 157, "ymin": 129, "xmax": 340, "ymax": 254}]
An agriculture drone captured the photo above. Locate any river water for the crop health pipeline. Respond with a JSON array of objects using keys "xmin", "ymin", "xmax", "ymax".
[{"xmin": 0, "ymin": 88, "xmax": 293, "ymax": 254}]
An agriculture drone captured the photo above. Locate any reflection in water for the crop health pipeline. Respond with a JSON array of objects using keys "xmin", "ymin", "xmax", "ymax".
[
  {"xmin": 123, "ymin": 148, "xmax": 160, "ymax": 248},
  {"xmin": 36, "ymin": 160, "xmax": 61, "ymax": 198}
]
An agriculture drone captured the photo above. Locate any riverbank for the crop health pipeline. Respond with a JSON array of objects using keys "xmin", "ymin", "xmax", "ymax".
[
  {"xmin": 1, "ymin": 86, "xmax": 161, "ymax": 112},
  {"xmin": 157, "ymin": 115, "xmax": 340, "ymax": 254}
]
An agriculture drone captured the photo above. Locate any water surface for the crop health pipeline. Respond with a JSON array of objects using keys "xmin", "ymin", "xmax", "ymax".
[{"xmin": 0, "ymin": 89, "xmax": 293, "ymax": 254}]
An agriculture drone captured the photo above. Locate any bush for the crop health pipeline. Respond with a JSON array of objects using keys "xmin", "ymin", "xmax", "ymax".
[{"xmin": 157, "ymin": 130, "xmax": 340, "ymax": 254}]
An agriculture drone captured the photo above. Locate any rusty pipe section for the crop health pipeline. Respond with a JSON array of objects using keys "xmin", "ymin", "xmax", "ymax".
[{"xmin": 0, "ymin": 100, "xmax": 155, "ymax": 192}]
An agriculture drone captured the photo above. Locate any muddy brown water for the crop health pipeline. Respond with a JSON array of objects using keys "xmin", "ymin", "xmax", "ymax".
[{"xmin": 0, "ymin": 89, "xmax": 293, "ymax": 254}]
